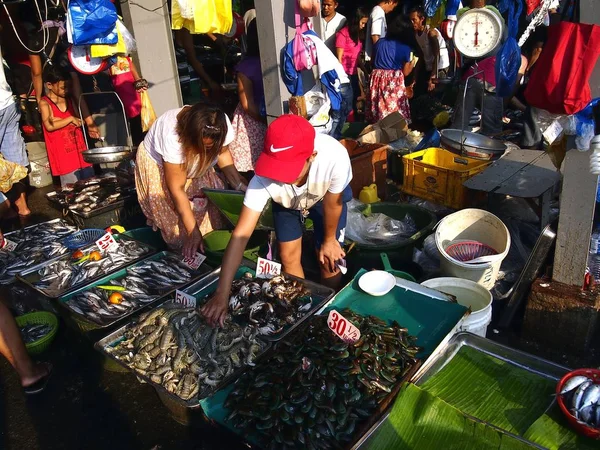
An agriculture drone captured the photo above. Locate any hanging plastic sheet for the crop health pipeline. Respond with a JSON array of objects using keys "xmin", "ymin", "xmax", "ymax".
[
  {"xmin": 68, "ymin": 0, "xmax": 118, "ymax": 45},
  {"xmin": 171, "ymin": 0, "xmax": 232, "ymax": 34},
  {"xmin": 427, "ymin": 1, "xmax": 446, "ymax": 29}
]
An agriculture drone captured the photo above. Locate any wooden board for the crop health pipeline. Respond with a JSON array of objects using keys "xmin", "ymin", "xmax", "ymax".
[{"xmin": 463, "ymin": 150, "xmax": 560, "ymax": 198}]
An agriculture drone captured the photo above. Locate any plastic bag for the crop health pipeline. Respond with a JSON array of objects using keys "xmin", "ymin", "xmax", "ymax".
[
  {"xmin": 293, "ymin": 2, "xmax": 317, "ymax": 71},
  {"xmin": 140, "ymin": 91, "xmax": 157, "ymax": 132},
  {"xmin": 68, "ymin": 0, "xmax": 118, "ymax": 45},
  {"xmin": 176, "ymin": 0, "xmax": 195, "ymax": 20},
  {"xmin": 90, "ymin": 24, "xmax": 126, "ymax": 57},
  {"xmin": 305, "ymin": 88, "xmax": 331, "ymax": 133},
  {"xmin": 117, "ymin": 20, "xmax": 136, "ymax": 54},
  {"xmin": 573, "ymin": 98, "xmax": 599, "ymax": 151},
  {"xmin": 495, "ymin": 37, "xmax": 522, "ymax": 98},
  {"xmin": 345, "ymin": 199, "xmax": 418, "ymax": 245},
  {"xmin": 424, "ymin": 0, "xmax": 443, "ymax": 17},
  {"xmin": 297, "ymin": 0, "xmax": 320, "ymax": 17}
]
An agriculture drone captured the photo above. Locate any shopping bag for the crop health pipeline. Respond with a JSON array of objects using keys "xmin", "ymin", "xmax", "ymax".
[
  {"xmin": 68, "ymin": 0, "xmax": 118, "ymax": 45},
  {"xmin": 495, "ymin": 37, "xmax": 521, "ymax": 98},
  {"xmin": 0, "ymin": 154, "xmax": 27, "ymax": 193},
  {"xmin": 524, "ymin": 22, "xmax": 600, "ymax": 114},
  {"xmin": 171, "ymin": 0, "xmax": 232, "ymax": 34},
  {"xmin": 140, "ymin": 91, "xmax": 157, "ymax": 132}
]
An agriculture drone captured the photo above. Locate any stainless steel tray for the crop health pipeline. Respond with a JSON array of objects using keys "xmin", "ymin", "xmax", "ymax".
[
  {"xmin": 4, "ymin": 218, "xmax": 76, "ymax": 243},
  {"xmin": 57, "ymin": 251, "xmax": 212, "ymax": 332},
  {"xmin": 16, "ymin": 235, "xmax": 156, "ymax": 299},
  {"xmin": 187, "ymin": 265, "xmax": 335, "ymax": 342},
  {"xmin": 95, "ymin": 298, "xmax": 273, "ymax": 409},
  {"xmin": 355, "ymin": 332, "xmax": 570, "ymax": 449}
]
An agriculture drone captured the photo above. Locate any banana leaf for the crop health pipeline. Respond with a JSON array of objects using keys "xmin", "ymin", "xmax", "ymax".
[
  {"xmin": 363, "ymin": 383, "xmax": 536, "ymax": 450},
  {"xmin": 523, "ymin": 402, "xmax": 600, "ymax": 450},
  {"xmin": 419, "ymin": 346, "xmax": 556, "ymax": 435}
]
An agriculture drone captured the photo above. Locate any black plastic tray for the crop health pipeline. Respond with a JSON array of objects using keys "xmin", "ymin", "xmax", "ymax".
[
  {"xmin": 184, "ymin": 265, "xmax": 335, "ymax": 342},
  {"xmin": 57, "ymin": 251, "xmax": 212, "ymax": 333},
  {"xmin": 94, "ymin": 298, "xmax": 273, "ymax": 408},
  {"xmin": 16, "ymin": 234, "xmax": 156, "ymax": 299}
]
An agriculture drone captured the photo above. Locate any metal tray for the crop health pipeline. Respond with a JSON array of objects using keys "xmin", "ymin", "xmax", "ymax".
[
  {"xmin": 16, "ymin": 235, "xmax": 156, "ymax": 299},
  {"xmin": 4, "ymin": 218, "xmax": 76, "ymax": 243},
  {"xmin": 186, "ymin": 265, "xmax": 335, "ymax": 342},
  {"xmin": 94, "ymin": 298, "xmax": 273, "ymax": 408},
  {"xmin": 46, "ymin": 191, "xmax": 136, "ymax": 219},
  {"xmin": 354, "ymin": 332, "xmax": 570, "ymax": 449},
  {"xmin": 57, "ymin": 251, "xmax": 212, "ymax": 332}
]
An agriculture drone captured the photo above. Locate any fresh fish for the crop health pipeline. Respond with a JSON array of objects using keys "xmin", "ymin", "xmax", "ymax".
[
  {"xmin": 572, "ymin": 380, "xmax": 593, "ymax": 412},
  {"xmin": 19, "ymin": 323, "xmax": 52, "ymax": 343},
  {"xmin": 580, "ymin": 384, "xmax": 600, "ymax": 411},
  {"xmin": 32, "ymin": 239, "xmax": 150, "ymax": 296},
  {"xmin": 64, "ymin": 254, "xmax": 203, "ymax": 325},
  {"xmin": 560, "ymin": 375, "xmax": 590, "ymax": 395}
]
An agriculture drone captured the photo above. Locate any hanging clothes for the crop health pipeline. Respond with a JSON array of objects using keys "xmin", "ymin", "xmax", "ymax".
[
  {"xmin": 171, "ymin": 0, "xmax": 233, "ymax": 35},
  {"xmin": 109, "ymin": 56, "xmax": 141, "ymax": 119},
  {"xmin": 524, "ymin": 21, "xmax": 600, "ymax": 115}
]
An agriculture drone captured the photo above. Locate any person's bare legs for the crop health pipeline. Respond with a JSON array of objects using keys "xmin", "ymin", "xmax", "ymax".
[
  {"xmin": 279, "ymin": 238, "xmax": 304, "ymax": 279},
  {"xmin": 13, "ymin": 191, "xmax": 30, "ymax": 217},
  {"xmin": 0, "ymin": 302, "xmax": 48, "ymax": 387}
]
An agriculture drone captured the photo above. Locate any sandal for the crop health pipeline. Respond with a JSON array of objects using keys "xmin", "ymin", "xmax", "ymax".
[{"xmin": 23, "ymin": 363, "xmax": 53, "ymax": 395}]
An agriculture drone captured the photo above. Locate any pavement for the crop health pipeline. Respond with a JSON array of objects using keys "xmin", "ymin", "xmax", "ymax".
[{"xmin": 0, "ymin": 185, "xmax": 597, "ymax": 450}]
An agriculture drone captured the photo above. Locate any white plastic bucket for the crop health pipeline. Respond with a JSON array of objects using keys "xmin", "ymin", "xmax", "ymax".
[
  {"xmin": 435, "ymin": 209, "xmax": 510, "ymax": 289},
  {"xmin": 422, "ymin": 277, "xmax": 493, "ymax": 337}
]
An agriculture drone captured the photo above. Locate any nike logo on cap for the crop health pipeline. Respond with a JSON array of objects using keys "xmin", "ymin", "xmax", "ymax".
[{"xmin": 270, "ymin": 145, "xmax": 293, "ymax": 153}]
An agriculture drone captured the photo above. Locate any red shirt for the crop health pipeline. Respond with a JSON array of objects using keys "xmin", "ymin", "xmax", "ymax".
[{"xmin": 42, "ymin": 96, "xmax": 91, "ymax": 176}]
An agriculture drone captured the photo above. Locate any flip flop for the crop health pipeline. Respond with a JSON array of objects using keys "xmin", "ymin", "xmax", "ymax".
[{"xmin": 23, "ymin": 363, "xmax": 53, "ymax": 395}]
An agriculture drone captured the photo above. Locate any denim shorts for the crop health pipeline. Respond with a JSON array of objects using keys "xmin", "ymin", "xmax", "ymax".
[
  {"xmin": 272, "ymin": 185, "xmax": 352, "ymax": 249},
  {"xmin": 0, "ymin": 102, "xmax": 28, "ymax": 167}
]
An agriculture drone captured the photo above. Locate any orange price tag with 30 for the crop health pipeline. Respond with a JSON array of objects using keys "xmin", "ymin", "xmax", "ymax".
[{"xmin": 327, "ymin": 310, "xmax": 361, "ymax": 343}]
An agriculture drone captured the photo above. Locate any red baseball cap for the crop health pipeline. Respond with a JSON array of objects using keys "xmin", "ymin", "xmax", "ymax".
[{"xmin": 254, "ymin": 115, "xmax": 316, "ymax": 183}]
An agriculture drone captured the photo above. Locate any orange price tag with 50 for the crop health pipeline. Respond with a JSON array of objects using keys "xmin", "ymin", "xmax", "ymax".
[
  {"xmin": 327, "ymin": 310, "xmax": 361, "ymax": 343},
  {"xmin": 256, "ymin": 257, "xmax": 282, "ymax": 279}
]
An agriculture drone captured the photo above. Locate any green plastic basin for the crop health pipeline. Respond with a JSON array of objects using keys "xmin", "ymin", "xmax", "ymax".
[{"xmin": 203, "ymin": 230, "xmax": 268, "ymax": 266}]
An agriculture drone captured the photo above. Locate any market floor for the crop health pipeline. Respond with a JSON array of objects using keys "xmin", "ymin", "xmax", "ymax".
[{"xmin": 0, "ymin": 186, "xmax": 598, "ymax": 450}]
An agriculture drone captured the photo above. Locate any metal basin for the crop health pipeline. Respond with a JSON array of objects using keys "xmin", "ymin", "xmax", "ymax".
[
  {"xmin": 82, "ymin": 146, "xmax": 134, "ymax": 164},
  {"xmin": 441, "ymin": 129, "xmax": 507, "ymax": 161}
]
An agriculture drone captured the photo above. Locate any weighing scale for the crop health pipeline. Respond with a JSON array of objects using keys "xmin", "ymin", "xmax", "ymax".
[
  {"xmin": 453, "ymin": 7, "xmax": 505, "ymax": 59},
  {"xmin": 67, "ymin": 45, "xmax": 108, "ymax": 75}
]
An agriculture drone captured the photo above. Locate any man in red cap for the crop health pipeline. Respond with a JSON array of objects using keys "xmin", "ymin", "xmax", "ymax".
[{"xmin": 201, "ymin": 115, "xmax": 353, "ymax": 327}]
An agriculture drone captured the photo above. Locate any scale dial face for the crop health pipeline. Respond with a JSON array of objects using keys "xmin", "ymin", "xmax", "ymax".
[
  {"xmin": 453, "ymin": 8, "xmax": 504, "ymax": 59},
  {"xmin": 68, "ymin": 45, "xmax": 108, "ymax": 75}
]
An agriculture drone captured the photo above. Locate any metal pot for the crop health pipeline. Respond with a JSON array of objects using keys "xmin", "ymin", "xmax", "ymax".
[
  {"xmin": 440, "ymin": 129, "xmax": 507, "ymax": 161},
  {"xmin": 82, "ymin": 146, "xmax": 134, "ymax": 164}
]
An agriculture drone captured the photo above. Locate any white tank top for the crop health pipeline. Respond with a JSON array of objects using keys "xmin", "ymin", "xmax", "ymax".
[{"xmin": 415, "ymin": 25, "xmax": 450, "ymax": 72}]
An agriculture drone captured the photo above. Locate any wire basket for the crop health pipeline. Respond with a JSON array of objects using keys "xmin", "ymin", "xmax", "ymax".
[
  {"xmin": 15, "ymin": 312, "xmax": 59, "ymax": 355},
  {"xmin": 444, "ymin": 240, "xmax": 498, "ymax": 262},
  {"xmin": 63, "ymin": 229, "xmax": 106, "ymax": 250}
]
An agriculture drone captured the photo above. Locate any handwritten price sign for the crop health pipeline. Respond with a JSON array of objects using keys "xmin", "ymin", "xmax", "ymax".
[
  {"xmin": 327, "ymin": 310, "xmax": 361, "ymax": 343},
  {"xmin": 256, "ymin": 257, "xmax": 282, "ymax": 279},
  {"xmin": 182, "ymin": 252, "xmax": 206, "ymax": 270},
  {"xmin": 0, "ymin": 238, "xmax": 17, "ymax": 252},
  {"xmin": 174, "ymin": 290, "xmax": 196, "ymax": 307},
  {"xmin": 95, "ymin": 233, "xmax": 118, "ymax": 253}
]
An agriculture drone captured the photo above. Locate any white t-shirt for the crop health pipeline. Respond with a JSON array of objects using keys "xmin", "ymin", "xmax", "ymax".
[
  {"xmin": 143, "ymin": 107, "xmax": 234, "ymax": 177},
  {"xmin": 243, "ymin": 134, "xmax": 352, "ymax": 212},
  {"xmin": 365, "ymin": 6, "xmax": 387, "ymax": 61},
  {"xmin": 0, "ymin": 52, "xmax": 15, "ymax": 111},
  {"xmin": 322, "ymin": 12, "xmax": 347, "ymax": 53}
]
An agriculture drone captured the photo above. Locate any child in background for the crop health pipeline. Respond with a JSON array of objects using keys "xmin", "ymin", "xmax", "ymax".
[
  {"xmin": 39, "ymin": 65, "xmax": 93, "ymax": 186},
  {"xmin": 108, "ymin": 55, "xmax": 148, "ymax": 146}
]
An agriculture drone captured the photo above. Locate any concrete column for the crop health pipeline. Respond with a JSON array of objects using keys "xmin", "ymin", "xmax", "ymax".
[
  {"xmin": 552, "ymin": 1, "xmax": 600, "ymax": 286},
  {"xmin": 255, "ymin": 0, "xmax": 318, "ymax": 122},
  {"xmin": 120, "ymin": 0, "xmax": 182, "ymax": 117}
]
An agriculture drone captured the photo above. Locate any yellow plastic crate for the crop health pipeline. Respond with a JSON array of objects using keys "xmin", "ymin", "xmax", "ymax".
[{"xmin": 401, "ymin": 148, "xmax": 490, "ymax": 209}]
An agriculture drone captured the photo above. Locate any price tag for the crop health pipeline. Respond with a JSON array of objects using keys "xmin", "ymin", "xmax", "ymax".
[
  {"xmin": 174, "ymin": 290, "xmax": 196, "ymax": 307},
  {"xmin": 256, "ymin": 257, "xmax": 282, "ymax": 279},
  {"xmin": 182, "ymin": 252, "xmax": 206, "ymax": 270},
  {"xmin": 327, "ymin": 309, "xmax": 361, "ymax": 343},
  {"xmin": 1, "ymin": 238, "xmax": 17, "ymax": 252},
  {"xmin": 543, "ymin": 119, "xmax": 563, "ymax": 145},
  {"xmin": 95, "ymin": 232, "xmax": 118, "ymax": 253}
]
